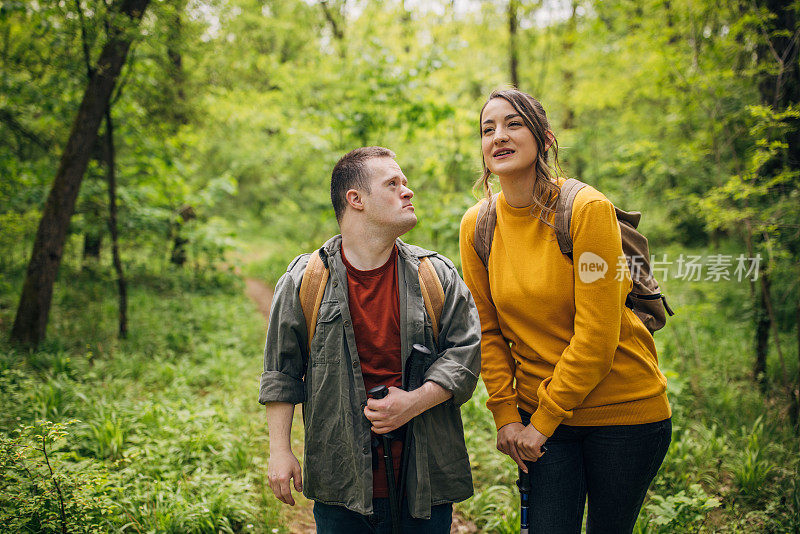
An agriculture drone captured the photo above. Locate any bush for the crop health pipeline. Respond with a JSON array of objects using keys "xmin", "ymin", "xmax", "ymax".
[
  {"xmin": 636, "ymin": 484, "xmax": 721, "ymax": 533},
  {"xmin": 0, "ymin": 420, "xmax": 118, "ymax": 533}
]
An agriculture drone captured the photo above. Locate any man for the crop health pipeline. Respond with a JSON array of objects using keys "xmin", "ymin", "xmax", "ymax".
[{"xmin": 259, "ymin": 146, "xmax": 481, "ymax": 533}]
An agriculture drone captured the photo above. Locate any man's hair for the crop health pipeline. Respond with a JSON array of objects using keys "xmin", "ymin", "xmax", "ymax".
[{"xmin": 330, "ymin": 146, "xmax": 396, "ymax": 223}]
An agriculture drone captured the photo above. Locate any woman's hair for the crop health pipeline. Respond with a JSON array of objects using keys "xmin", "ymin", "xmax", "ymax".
[{"xmin": 476, "ymin": 89, "xmax": 564, "ymax": 223}]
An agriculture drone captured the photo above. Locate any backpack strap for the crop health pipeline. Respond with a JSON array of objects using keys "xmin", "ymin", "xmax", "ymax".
[
  {"xmin": 298, "ymin": 248, "xmax": 329, "ymax": 352},
  {"xmin": 418, "ymin": 257, "xmax": 444, "ymax": 343},
  {"xmin": 299, "ymin": 248, "xmax": 445, "ymax": 350},
  {"xmin": 474, "ymin": 193, "xmax": 499, "ymax": 268},
  {"xmin": 554, "ymin": 178, "xmax": 588, "ymax": 257}
]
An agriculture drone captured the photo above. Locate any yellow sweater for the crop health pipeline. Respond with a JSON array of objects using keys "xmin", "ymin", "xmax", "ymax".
[{"xmin": 459, "ymin": 184, "xmax": 671, "ymax": 437}]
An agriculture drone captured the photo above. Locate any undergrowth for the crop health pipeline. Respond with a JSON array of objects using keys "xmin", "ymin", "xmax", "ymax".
[
  {"xmin": 0, "ymin": 265, "xmax": 283, "ymax": 533},
  {"xmin": 1, "ymin": 242, "xmax": 798, "ymax": 533},
  {"xmin": 459, "ymin": 245, "xmax": 800, "ymax": 533}
]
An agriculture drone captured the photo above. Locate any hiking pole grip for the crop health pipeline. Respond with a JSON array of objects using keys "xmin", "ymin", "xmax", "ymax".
[
  {"xmin": 396, "ymin": 343, "xmax": 433, "ymax": 513},
  {"xmin": 367, "ymin": 384, "xmax": 402, "ymax": 534},
  {"xmin": 368, "ymin": 384, "xmax": 389, "ymax": 399}
]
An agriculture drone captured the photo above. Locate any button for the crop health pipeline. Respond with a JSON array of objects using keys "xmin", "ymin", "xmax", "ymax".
[
  {"xmin": 363, "ymin": 445, "xmax": 369, "ymax": 454},
  {"xmin": 333, "ymin": 280, "xmax": 338, "ymax": 287},
  {"xmin": 352, "ymin": 360, "xmax": 358, "ymax": 368},
  {"xmin": 343, "ymin": 320, "xmax": 351, "ymax": 327}
]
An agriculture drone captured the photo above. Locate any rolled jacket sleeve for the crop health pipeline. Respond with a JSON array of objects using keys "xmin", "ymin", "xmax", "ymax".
[
  {"xmin": 258, "ymin": 256, "xmax": 310, "ymax": 406},
  {"xmin": 422, "ymin": 256, "xmax": 482, "ymax": 407}
]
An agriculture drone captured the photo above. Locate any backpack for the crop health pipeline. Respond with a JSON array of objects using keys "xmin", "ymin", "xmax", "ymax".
[
  {"xmin": 473, "ymin": 178, "xmax": 674, "ymax": 333},
  {"xmin": 298, "ymin": 248, "xmax": 445, "ymax": 351}
]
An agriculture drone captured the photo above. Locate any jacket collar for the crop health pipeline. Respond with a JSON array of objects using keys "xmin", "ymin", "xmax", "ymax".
[{"xmin": 321, "ymin": 234, "xmax": 436, "ymax": 264}]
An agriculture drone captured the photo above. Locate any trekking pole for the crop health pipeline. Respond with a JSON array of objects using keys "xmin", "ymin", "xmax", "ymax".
[
  {"xmin": 397, "ymin": 343, "xmax": 431, "ymax": 505},
  {"xmin": 368, "ymin": 384, "xmax": 402, "ymax": 534},
  {"xmin": 517, "ymin": 467, "xmax": 531, "ymax": 534}
]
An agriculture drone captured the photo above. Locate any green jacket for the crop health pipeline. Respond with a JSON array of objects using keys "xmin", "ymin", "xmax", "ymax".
[{"xmin": 259, "ymin": 235, "xmax": 481, "ymax": 518}]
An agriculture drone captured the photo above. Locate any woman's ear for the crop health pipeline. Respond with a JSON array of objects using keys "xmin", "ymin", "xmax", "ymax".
[
  {"xmin": 545, "ymin": 130, "xmax": 555, "ymax": 152},
  {"xmin": 346, "ymin": 189, "xmax": 364, "ymax": 212}
]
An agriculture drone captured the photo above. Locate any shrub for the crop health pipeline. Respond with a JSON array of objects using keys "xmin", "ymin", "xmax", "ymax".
[{"xmin": 0, "ymin": 420, "xmax": 118, "ymax": 533}]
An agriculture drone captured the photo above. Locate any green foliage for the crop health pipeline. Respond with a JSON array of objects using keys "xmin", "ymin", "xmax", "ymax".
[
  {"xmin": 638, "ymin": 484, "xmax": 721, "ymax": 533},
  {"xmin": 0, "ymin": 272, "xmax": 281, "ymax": 533},
  {"xmin": 459, "ymin": 258, "xmax": 799, "ymax": 532},
  {"xmin": 2, "ymin": 0, "xmax": 799, "ymax": 532},
  {"xmin": 462, "ymin": 483, "xmax": 519, "ymax": 534},
  {"xmin": 0, "ymin": 420, "xmax": 117, "ymax": 533},
  {"xmin": 730, "ymin": 417, "xmax": 775, "ymax": 497}
]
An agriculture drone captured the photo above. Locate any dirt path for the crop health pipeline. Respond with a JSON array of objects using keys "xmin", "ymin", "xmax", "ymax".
[
  {"xmin": 245, "ymin": 277, "xmax": 315, "ymax": 532},
  {"xmin": 245, "ymin": 278, "xmax": 274, "ymax": 318},
  {"xmin": 244, "ymin": 277, "xmax": 476, "ymax": 534}
]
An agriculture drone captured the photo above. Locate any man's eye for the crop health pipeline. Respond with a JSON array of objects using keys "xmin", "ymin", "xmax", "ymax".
[{"xmin": 389, "ymin": 181, "xmax": 396, "ymax": 186}]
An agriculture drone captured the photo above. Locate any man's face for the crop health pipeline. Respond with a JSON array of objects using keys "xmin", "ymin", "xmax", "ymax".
[{"xmin": 360, "ymin": 157, "xmax": 416, "ymax": 236}]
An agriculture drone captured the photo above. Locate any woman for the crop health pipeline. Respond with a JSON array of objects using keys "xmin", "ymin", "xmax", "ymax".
[{"xmin": 459, "ymin": 89, "xmax": 672, "ymax": 533}]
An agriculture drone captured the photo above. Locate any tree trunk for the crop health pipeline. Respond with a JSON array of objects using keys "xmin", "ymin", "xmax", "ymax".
[
  {"xmin": 104, "ymin": 108, "xmax": 127, "ymax": 339},
  {"xmin": 508, "ymin": 0, "xmax": 519, "ymax": 88},
  {"xmin": 562, "ymin": 1, "xmax": 577, "ymax": 130},
  {"xmin": 10, "ymin": 0, "xmax": 150, "ymax": 347},
  {"xmin": 751, "ymin": 1, "xmax": 799, "ymax": 403},
  {"xmin": 793, "ymin": 287, "xmax": 800, "ymax": 430},
  {"xmin": 170, "ymin": 205, "xmax": 195, "ymax": 267},
  {"xmin": 171, "ymin": 235, "xmax": 189, "ymax": 266},
  {"xmin": 754, "ymin": 269, "xmax": 770, "ymax": 391},
  {"xmin": 82, "ymin": 231, "xmax": 102, "ymax": 265},
  {"xmin": 166, "ymin": 0, "xmax": 187, "ymax": 125},
  {"xmin": 401, "ymin": 0, "xmax": 412, "ymax": 54},
  {"xmin": 320, "ymin": 0, "xmax": 345, "ymax": 58}
]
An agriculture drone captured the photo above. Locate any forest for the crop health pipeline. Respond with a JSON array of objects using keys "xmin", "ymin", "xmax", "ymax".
[{"xmin": 0, "ymin": 0, "xmax": 798, "ymax": 532}]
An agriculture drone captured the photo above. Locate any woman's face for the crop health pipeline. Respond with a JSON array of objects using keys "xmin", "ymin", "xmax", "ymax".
[{"xmin": 480, "ymin": 97, "xmax": 538, "ymax": 180}]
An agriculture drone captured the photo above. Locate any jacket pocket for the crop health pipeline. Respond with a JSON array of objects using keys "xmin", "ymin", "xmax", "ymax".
[{"xmin": 310, "ymin": 302, "xmax": 341, "ymax": 365}]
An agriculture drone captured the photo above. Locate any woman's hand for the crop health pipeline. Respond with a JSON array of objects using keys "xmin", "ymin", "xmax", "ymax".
[
  {"xmin": 496, "ymin": 422, "xmax": 527, "ymax": 471},
  {"xmin": 515, "ymin": 424, "xmax": 548, "ymax": 465}
]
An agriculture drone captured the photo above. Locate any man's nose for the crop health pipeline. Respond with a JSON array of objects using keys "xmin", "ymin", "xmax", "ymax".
[{"xmin": 402, "ymin": 186, "xmax": 413, "ymax": 198}]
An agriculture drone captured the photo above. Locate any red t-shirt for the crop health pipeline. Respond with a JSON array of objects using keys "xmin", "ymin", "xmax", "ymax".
[{"xmin": 342, "ymin": 245, "xmax": 403, "ymax": 499}]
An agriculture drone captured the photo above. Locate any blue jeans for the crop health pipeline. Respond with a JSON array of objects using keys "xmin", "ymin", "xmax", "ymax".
[
  {"xmin": 312, "ymin": 498, "xmax": 452, "ymax": 534},
  {"xmin": 520, "ymin": 410, "xmax": 671, "ymax": 534}
]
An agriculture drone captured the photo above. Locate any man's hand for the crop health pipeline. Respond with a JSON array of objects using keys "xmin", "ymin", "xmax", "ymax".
[
  {"xmin": 515, "ymin": 423, "xmax": 548, "ymax": 465},
  {"xmin": 267, "ymin": 449, "xmax": 302, "ymax": 506},
  {"xmin": 497, "ymin": 422, "xmax": 527, "ymax": 471},
  {"xmin": 364, "ymin": 386, "xmax": 417, "ymax": 434}
]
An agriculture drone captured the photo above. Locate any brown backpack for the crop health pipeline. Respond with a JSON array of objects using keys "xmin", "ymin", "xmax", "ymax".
[
  {"xmin": 298, "ymin": 249, "xmax": 445, "ymax": 351},
  {"xmin": 473, "ymin": 178, "xmax": 674, "ymax": 333}
]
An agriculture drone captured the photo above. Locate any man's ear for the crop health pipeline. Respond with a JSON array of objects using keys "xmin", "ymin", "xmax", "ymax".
[
  {"xmin": 346, "ymin": 189, "xmax": 364, "ymax": 212},
  {"xmin": 544, "ymin": 130, "xmax": 556, "ymax": 150},
  {"xmin": 545, "ymin": 130, "xmax": 555, "ymax": 152}
]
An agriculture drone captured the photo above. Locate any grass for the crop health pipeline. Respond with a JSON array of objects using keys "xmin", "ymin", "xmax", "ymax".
[
  {"xmin": 1, "ymin": 241, "xmax": 798, "ymax": 533},
  {"xmin": 458, "ymin": 244, "xmax": 800, "ymax": 533},
  {"xmin": 0, "ymin": 264, "xmax": 286, "ymax": 533}
]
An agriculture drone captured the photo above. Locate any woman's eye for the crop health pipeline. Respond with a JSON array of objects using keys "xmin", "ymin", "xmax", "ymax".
[
  {"xmin": 509, "ymin": 121, "xmax": 523, "ymax": 127},
  {"xmin": 482, "ymin": 128, "xmax": 494, "ymax": 135}
]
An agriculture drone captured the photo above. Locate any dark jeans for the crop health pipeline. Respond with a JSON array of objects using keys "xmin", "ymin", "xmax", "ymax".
[
  {"xmin": 312, "ymin": 498, "xmax": 453, "ymax": 534},
  {"xmin": 519, "ymin": 410, "xmax": 671, "ymax": 534}
]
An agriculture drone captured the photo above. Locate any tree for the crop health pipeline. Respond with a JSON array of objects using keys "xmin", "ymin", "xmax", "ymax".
[
  {"xmin": 10, "ymin": 0, "xmax": 150, "ymax": 347},
  {"xmin": 508, "ymin": 0, "xmax": 519, "ymax": 87}
]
